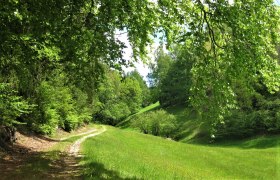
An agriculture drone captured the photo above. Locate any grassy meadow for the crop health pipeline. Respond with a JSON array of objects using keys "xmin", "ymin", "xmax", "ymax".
[
  {"xmin": 81, "ymin": 126, "xmax": 280, "ymax": 179},
  {"xmin": 80, "ymin": 103, "xmax": 280, "ymax": 179}
]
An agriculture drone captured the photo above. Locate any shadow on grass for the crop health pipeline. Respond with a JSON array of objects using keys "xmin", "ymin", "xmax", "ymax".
[
  {"xmin": 1, "ymin": 144, "xmax": 139, "ymax": 180},
  {"xmin": 82, "ymin": 160, "xmax": 140, "ymax": 180},
  {"xmin": 207, "ymin": 135, "xmax": 280, "ymax": 149},
  {"xmin": 114, "ymin": 102, "xmax": 280, "ymax": 151},
  {"xmin": 165, "ymin": 105, "xmax": 280, "ymax": 149}
]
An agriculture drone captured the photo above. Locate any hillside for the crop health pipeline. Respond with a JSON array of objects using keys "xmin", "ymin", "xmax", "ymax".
[
  {"xmin": 118, "ymin": 102, "xmax": 211, "ymax": 143},
  {"xmin": 0, "ymin": 115, "xmax": 279, "ymax": 179},
  {"xmin": 75, "ymin": 103, "xmax": 280, "ymax": 179},
  {"xmin": 81, "ymin": 126, "xmax": 280, "ymax": 179}
]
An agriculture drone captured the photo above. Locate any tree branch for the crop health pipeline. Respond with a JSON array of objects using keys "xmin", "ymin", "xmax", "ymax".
[{"xmin": 197, "ymin": 0, "xmax": 225, "ymax": 50}]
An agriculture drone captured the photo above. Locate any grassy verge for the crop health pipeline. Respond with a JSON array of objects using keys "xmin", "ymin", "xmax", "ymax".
[{"xmin": 81, "ymin": 126, "xmax": 280, "ymax": 179}]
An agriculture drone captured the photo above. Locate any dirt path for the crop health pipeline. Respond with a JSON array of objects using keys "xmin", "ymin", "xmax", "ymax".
[
  {"xmin": 48, "ymin": 126, "xmax": 107, "ymax": 179},
  {"xmin": 69, "ymin": 126, "xmax": 106, "ymax": 156},
  {"xmin": 60, "ymin": 129, "xmax": 98, "ymax": 141},
  {"xmin": 0, "ymin": 125, "xmax": 106, "ymax": 179}
]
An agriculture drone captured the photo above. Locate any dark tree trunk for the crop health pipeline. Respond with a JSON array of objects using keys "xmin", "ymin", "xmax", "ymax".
[{"xmin": 0, "ymin": 126, "xmax": 16, "ymax": 145}]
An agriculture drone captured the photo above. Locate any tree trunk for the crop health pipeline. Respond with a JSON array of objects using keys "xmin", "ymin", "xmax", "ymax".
[{"xmin": 0, "ymin": 126, "xmax": 16, "ymax": 144}]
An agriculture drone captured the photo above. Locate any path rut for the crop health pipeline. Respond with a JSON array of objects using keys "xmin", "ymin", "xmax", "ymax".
[
  {"xmin": 69, "ymin": 126, "xmax": 106, "ymax": 156},
  {"xmin": 0, "ymin": 126, "xmax": 106, "ymax": 179},
  {"xmin": 52, "ymin": 126, "xmax": 107, "ymax": 179}
]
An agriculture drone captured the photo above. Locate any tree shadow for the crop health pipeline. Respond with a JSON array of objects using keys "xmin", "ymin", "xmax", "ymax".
[
  {"xmin": 207, "ymin": 135, "xmax": 280, "ymax": 149},
  {"xmin": 17, "ymin": 129, "xmax": 60, "ymax": 142},
  {"xmin": 0, "ymin": 143, "xmax": 83, "ymax": 180},
  {"xmin": 82, "ymin": 160, "xmax": 140, "ymax": 180},
  {"xmin": 0, "ymin": 142, "xmax": 140, "ymax": 180}
]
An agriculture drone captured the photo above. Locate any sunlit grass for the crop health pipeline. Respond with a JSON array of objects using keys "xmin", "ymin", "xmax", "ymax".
[
  {"xmin": 81, "ymin": 126, "xmax": 280, "ymax": 179},
  {"xmin": 117, "ymin": 102, "xmax": 160, "ymax": 129},
  {"xmin": 118, "ymin": 102, "xmax": 210, "ymax": 142},
  {"xmin": 136, "ymin": 101, "xmax": 160, "ymax": 114}
]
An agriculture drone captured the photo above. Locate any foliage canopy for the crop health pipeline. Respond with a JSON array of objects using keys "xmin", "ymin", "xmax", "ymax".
[{"xmin": 0, "ymin": 0, "xmax": 279, "ymax": 137}]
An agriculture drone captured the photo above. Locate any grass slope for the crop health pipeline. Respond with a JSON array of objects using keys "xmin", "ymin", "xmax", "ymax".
[
  {"xmin": 117, "ymin": 102, "xmax": 161, "ymax": 129},
  {"xmin": 164, "ymin": 105, "xmax": 210, "ymax": 143},
  {"xmin": 81, "ymin": 126, "xmax": 280, "ymax": 179},
  {"xmin": 118, "ymin": 102, "xmax": 210, "ymax": 143}
]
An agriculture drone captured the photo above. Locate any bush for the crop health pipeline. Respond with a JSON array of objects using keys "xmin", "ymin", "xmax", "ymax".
[
  {"xmin": 214, "ymin": 97, "xmax": 280, "ymax": 139},
  {"xmin": 213, "ymin": 111, "xmax": 255, "ymax": 138},
  {"xmin": 212, "ymin": 80, "xmax": 280, "ymax": 139},
  {"xmin": 96, "ymin": 102, "xmax": 131, "ymax": 125},
  {"xmin": 32, "ymin": 79, "xmax": 92, "ymax": 134},
  {"xmin": 0, "ymin": 83, "xmax": 32, "ymax": 127},
  {"xmin": 0, "ymin": 83, "xmax": 32, "ymax": 142},
  {"xmin": 132, "ymin": 110, "xmax": 177, "ymax": 138}
]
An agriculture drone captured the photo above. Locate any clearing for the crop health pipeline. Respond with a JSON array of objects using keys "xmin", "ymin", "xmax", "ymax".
[{"xmin": 81, "ymin": 126, "xmax": 280, "ymax": 179}]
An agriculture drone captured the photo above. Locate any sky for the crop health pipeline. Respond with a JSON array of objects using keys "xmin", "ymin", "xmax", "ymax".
[{"xmin": 116, "ymin": 30, "xmax": 165, "ymax": 82}]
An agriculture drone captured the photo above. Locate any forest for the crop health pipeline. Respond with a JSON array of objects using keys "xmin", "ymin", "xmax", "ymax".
[{"xmin": 0, "ymin": 0, "xmax": 279, "ymax": 179}]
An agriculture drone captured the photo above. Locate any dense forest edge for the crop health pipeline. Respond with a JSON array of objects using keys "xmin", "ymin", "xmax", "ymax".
[
  {"xmin": 118, "ymin": 44, "xmax": 280, "ymax": 143},
  {"xmin": 1, "ymin": 0, "xmax": 280, "ymax": 149}
]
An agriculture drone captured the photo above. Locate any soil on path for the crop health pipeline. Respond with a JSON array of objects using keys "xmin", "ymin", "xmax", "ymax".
[
  {"xmin": 0, "ymin": 126, "xmax": 106, "ymax": 180},
  {"xmin": 69, "ymin": 127, "xmax": 106, "ymax": 156}
]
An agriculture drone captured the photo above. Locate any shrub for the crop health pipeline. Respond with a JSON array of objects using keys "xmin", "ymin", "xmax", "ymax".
[
  {"xmin": 33, "ymin": 79, "xmax": 92, "ymax": 134},
  {"xmin": 96, "ymin": 102, "xmax": 131, "ymax": 125},
  {"xmin": 0, "ymin": 83, "xmax": 32, "ymax": 126},
  {"xmin": 213, "ymin": 81, "xmax": 280, "ymax": 139},
  {"xmin": 0, "ymin": 83, "xmax": 32, "ymax": 142},
  {"xmin": 214, "ymin": 97, "xmax": 280, "ymax": 139},
  {"xmin": 132, "ymin": 110, "xmax": 177, "ymax": 138}
]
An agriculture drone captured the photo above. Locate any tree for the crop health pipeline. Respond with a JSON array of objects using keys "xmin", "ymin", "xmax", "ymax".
[
  {"xmin": 126, "ymin": 71, "xmax": 151, "ymax": 107},
  {"xmin": 94, "ymin": 68, "xmax": 144, "ymax": 125},
  {"xmin": 0, "ymin": 83, "xmax": 31, "ymax": 143},
  {"xmin": 169, "ymin": 1, "xmax": 279, "ymax": 123},
  {"xmin": 148, "ymin": 47, "xmax": 173, "ymax": 102},
  {"xmin": 0, "ymin": 0, "xmax": 160, "ymax": 134},
  {"xmin": 121, "ymin": 77, "xmax": 143, "ymax": 114},
  {"xmin": 0, "ymin": 0, "xmax": 279, "ymax": 137},
  {"xmin": 159, "ymin": 45, "xmax": 193, "ymax": 107}
]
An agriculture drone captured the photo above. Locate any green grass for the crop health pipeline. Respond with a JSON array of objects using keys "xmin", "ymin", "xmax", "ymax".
[
  {"xmin": 137, "ymin": 101, "xmax": 160, "ymax": 114},
  {"xmin": 117, "ymin": 102, "xmax": 160, "ymax": 129},
  {"xmin": 118, "ymin": 102, "xmax": 210, "ymax": 143},
  {"xmin": 81, "ymin": 126, "xmax": 280, "ymax": 179},
  {"xmin": 164, "ymin": 105, "xmax": 210, "ymax": 143}
]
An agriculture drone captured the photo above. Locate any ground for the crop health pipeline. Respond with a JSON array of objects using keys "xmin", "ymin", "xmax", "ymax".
[{"xmin": 0, "ymin": 125, "xmax": 104, "ymax": 180}]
